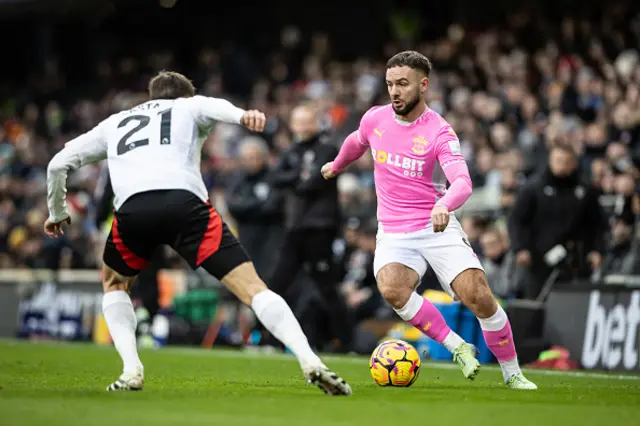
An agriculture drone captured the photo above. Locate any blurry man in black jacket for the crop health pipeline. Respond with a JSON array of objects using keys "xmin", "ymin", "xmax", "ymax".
[
  {"xmin": 268, "ymin": 103, "xmax": 350, "ymax": 351},
  {"xmin": 225, "ymin": 136, "xmax": 284, "ymax": 279},
  {"xmin": 509, "ymin": 145, "xmax": 607, "ymax": 299}
]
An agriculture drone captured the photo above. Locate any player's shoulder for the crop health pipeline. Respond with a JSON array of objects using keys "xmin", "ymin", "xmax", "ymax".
[
  {"xmin": 361, "ymin": 104, "xmax": 392, "ymax": 122},
  {"xmin": 173, "ymin": 95, "xmax": 211, "ymax": 111},
  {"xmin": 426, "ymin": 109, "xmax": 457, "ymax": 138},
  {"xmin": 106, "ymin": 100, "xmax": 175, "ymax": 121},
  {"xmin": 426, "ymin": 108, "xmax": 452, "ymax": 130}
]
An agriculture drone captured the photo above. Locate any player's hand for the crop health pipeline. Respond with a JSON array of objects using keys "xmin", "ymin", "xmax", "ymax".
[
  {"xmin": 44, "ymin": 217, "xmax": 71, "ymax": 239},
  {"xmin": 321, "ymin": 162, "xmax": 338, "ymax": 180},
  {"xmin": 431, "ymin": 204, "xmax": 450, "ymax": 233},
  {"xmin": 241, "ymin": 110, "xmax": 266, "ymax": 132},
  {"xmin": 515, "ymin": 250, "xmax": 532, "ymax": 267}
]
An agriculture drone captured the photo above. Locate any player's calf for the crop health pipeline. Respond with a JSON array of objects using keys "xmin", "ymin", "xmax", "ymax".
[
  {"xmin": 100, "ymin": 265, "xmax": 145, "ymax": 389},
  {"xmin": 451, "ymin": 269, "xmax": 537, "ymax": 389},
  {"xmin": 377, "ymin": 263, "xmax": 480, "ymax": 380},
  {"xmin": 217, "ymin": 261, "xmax": 352, "ymax": 395}
]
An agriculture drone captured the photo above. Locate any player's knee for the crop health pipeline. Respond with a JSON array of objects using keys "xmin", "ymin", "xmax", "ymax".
[
  {"xmin": 376, "ymin": 265, "xmax": 413, "ymax": 309},
  {"xmin": 378, "ymin": 284, "xmax": 410, "ymax": 309},
  {"xmin": 220, "ymin": 261, "xmax": 267, "ymax": 306},
  {"xmin": 102, "ymin": 266, "xmax": 136, "ymax": 293},
  {"xmin": 244, "ymin": 280, "xmax": 268, "ymax": 305},
  {"xmin": 462, "ymin": 272, "xmax": 496, "ymax": 316}
]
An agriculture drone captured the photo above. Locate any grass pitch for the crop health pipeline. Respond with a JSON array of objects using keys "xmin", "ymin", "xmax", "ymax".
[{"xmin": 0, "ymin": 340, "xmax": 638, "ymax": 426}]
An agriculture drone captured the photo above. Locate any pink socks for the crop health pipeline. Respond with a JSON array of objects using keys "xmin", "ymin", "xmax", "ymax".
[
  {"xmin": 477, "ymin": 305, "xmax": 518, "ymax": 363},
  {"xmin": 394, "ymin": 292, "xmax": 464, "ymax": 352}
]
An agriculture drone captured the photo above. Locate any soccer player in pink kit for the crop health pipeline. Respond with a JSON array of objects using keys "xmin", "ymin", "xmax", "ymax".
[{"xmin": 321, "ymin": 51, "xmax": 537, "ymax": 390}]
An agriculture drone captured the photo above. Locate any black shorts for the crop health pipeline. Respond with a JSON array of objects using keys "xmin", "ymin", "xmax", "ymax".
[{"xmin": 103, "ymin": 190, "xmax": 249, "ymax": 278}]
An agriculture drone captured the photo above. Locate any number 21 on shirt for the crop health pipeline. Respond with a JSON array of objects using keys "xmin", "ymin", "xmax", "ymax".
[{"xmin": 116, "ymin": 109, "xmax": 172, "ymax": 155}]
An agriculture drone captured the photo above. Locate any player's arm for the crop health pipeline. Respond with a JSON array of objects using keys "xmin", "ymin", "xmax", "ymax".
[
  {"xmin": 189, "ymin": 95, "xmax": 264, "ymax": 132},
  {"xmin": 434, "ymin": 128, "xmax": 473, "ymax": 211},
  {"xmin": 45, "ymin": 124, "xmax": 108, "ymax": 236},
  {"xmin": 322, "ymin": 109, "xmax": 373, "ymax": 180},
  {"xmin": 322, "ymin": 131, "xmax": 369, "ymax": 179}
]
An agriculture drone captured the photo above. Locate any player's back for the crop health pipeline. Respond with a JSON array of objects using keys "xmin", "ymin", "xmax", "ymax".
[{"xmin": 102, "ymin": 96, "xmax": 243, "ymax": 209}]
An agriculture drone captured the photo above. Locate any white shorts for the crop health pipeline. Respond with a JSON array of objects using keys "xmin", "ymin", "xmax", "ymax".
[{"xmin": 373, "ymin": 215, "xmax": 484, "ymax": 299}]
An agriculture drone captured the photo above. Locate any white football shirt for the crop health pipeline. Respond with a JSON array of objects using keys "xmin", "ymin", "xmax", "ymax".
[{"xmin": 46, "ymin": 95, "xmax": 245, "ymax": 222}]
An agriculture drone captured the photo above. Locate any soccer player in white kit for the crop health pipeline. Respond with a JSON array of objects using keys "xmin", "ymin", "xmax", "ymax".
[
  {"xmin": 322, "ymin": 52, "xmax": 537, "ymax": 390},
  {"xmin": 44, "ymin": 71, "xmax": 351, "ymax": 396}
]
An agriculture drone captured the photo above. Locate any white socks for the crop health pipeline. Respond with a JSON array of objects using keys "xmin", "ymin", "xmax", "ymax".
[
  {"xmin": 251, "ymin": 290, "xmax": 322, "ymax": 369},
  {"xmin": 477, "ymin": 305, "xmax": 508, "ymax": 331},
  {"xmin": 393, "ymin": 292, "xmax": 424, "ymax": 321},
  {"xmin": 499, "ymin": 358, "xmax": 521, "ymax": 381},
  {"xmin": 102, "ymin": 291, "xmax": 143, "ymax": 375},
  {"xmin": 477, "ymin": 305, "xmax": 521, "ymax": 381},
  {"xmin": 442, "ymin": 331, "xmax": 465, "ymax": 353}
]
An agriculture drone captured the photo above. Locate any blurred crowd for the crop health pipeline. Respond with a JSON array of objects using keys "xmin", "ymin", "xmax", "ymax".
[{"xmin": 1, "ymin": 6, "xmax": 640, "ymax": 345}]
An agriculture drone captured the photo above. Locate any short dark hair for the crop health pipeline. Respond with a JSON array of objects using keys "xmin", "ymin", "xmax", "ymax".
[
  {"xmin": 148, "ymin": 71, "xmax": 196, "ymax": 100},
  {"xmin": 386, "ymin": 51, "xmax": 432, "ymax": 77}
]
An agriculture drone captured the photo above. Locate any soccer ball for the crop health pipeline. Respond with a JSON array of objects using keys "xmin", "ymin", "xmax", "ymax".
[{"xmin": 369, "ymin": 339, "xmax": 421, "ymax": 387}]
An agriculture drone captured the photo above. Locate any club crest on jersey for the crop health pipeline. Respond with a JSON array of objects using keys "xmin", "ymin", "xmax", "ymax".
[{"xmin": 411, "ymin": 136, "xmax": 429, "ymax": 155}]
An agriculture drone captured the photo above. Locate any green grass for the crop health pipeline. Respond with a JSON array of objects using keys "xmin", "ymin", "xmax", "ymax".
[{"xmin": 0, "ymin": 340, "xmax": 638, "ymax": 426}]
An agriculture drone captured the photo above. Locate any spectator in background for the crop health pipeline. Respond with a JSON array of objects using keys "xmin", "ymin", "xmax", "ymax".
[
  {"xmin": 332, "ymin": 216, "xmax": 362, "ymax": 284},
  {"xmin": 267, "ymin": 102, "xmax": 350, "ymax": 351},
  {"xmin": 479, "ymin": 228, "xmax": 519, "ymax": 299},
  {"xmin": 340, "ymin": 219, "xmax": 382, "ymax": 324},
  {"xmin": 225, "ymin": 136, "xmax": 284, "ymax": 279},
  {"xmin": 509, "ymin": 145, "xmax": 607, "ymax": 299},
  {"xmin": 600, "ymin": 214, "xmax": 640, "ymax": 277}
]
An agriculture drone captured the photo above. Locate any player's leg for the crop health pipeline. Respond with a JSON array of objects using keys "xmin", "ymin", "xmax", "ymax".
[
  {"xmin": 101, "ymin": 213, "xmax": 154, "ymax": 391},
  {"xmin": 260, "ymin": 231, "xmax": 304, "ymax": 347},
  {"xmin": 450, "ymin": 269, "xmax": 537, "ymax": 389},
  {"xmin": 424, "ymin": 217, "xmax": 537, "ymax": 389},
  {"xmin": 173, "ymin": 199, "xmax": 351, "ymax": 395},
  {"xmin": 101, "ymin": 265, "xmax": 144, "ymax": 391},
  {"xmin": 373, "ymin": 234, "xmax": 474, "ymax": 376}
]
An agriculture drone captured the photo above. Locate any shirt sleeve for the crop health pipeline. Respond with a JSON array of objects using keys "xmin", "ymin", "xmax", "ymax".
[
  {"xmin": 47, "ymin": 122, "xmax": 108, "ymax": 222},
  {"xmin": 356, "ymin": 110, "xmax": 371, "ymax": 147},
  {"xmin": 434, "ymin": 125, "xmax": 473, "ymax": 211},
  {"xmin": 434, "ymin": 125, "xmax": 465, "ymax": 170},
  {"xmin": 330, "ymin": 109, "xmax": 372, "ymax": 173},
  {"xmin": 187, "ymin": 95, "xmax": 245, "ymax": 131}
]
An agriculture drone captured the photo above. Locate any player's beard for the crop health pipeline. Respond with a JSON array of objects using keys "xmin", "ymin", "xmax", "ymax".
[{"xmin": 392, "ymin": 90, "xmax": 421, "ymax": 117}]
